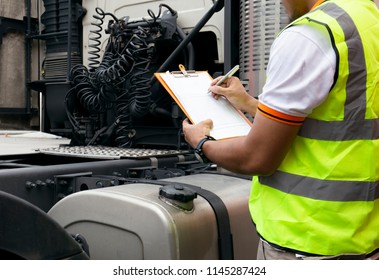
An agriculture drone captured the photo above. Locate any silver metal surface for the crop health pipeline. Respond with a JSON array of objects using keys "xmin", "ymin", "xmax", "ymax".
[
  {"xmin": 39, "ymin": 145, "xmax": 190, "ymax": 159},
  {"xmin": 0, "ymin": 130, "xmax": 71, "ymax": 156},
  {"xmin": 48, "ymin": 173, "xmax": 259, "ymax": 260}
]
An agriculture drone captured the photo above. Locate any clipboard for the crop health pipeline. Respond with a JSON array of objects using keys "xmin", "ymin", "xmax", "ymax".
[{"xmin": 155, "ymin": 65, "xmax": 253, "ymax": 140}]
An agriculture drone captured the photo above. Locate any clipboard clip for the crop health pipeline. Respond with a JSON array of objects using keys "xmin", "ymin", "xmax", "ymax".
[{"xmin": 171, "ymin": 64, "xmax": 198, "ymax": 77}]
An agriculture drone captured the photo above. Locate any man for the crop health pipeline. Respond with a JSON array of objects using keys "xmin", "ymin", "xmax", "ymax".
[{"xmin": 182, "ymin": 0, "xmax": 379, "ymax": 259}]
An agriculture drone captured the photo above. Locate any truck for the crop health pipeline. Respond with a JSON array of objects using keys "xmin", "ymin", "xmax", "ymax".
[{"xmin": 0, "ymin": 0, "xmax": 288, "ymax": 260}]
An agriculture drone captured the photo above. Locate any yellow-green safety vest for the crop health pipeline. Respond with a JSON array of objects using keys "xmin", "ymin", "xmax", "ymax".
[{"xmin": 250, "ymin": 0, "xmax": 379, "ymax": 256}]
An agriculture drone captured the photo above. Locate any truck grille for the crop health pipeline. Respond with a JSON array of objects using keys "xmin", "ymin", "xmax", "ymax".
[{"xmin": 239, "ymin": 0, "xmax": 288, "ymax": 95}]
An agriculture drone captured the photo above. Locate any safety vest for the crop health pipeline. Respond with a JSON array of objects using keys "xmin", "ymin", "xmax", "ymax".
[{"xmin": 249, "ymin": 0, "xmax": 379, "ymax": 256}]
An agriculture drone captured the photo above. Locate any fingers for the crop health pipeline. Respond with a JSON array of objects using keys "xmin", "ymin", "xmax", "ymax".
[
  {"xmin": 201, "ymin": 119, "xmax": 213, "ymax": 130},
  {"xmin": 182, "ymin": 118, "xmax": 191, "ymax": 125},
  {"xmin": 182, "ymin": 118, "xmax": 214, "ymax": 148},
  {"xmin": 182, "ymin": 118, "xmax": 213, "ymax": 130},
  {"xmin": 182, "ymin": 118, "xmax": 192, "ymax": 133},
  {"xmin": 209, "ymin": 76, "xmax": 239, "ymax": 95},
  {"xmin": 210, "ymin": 76, "xmax": 223, "ymax": 86},
  {"xmin": 208, "ymin": 83, "xmax": 225, "ymax": 99}
]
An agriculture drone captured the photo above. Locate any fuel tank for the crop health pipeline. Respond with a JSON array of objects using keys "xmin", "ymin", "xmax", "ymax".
[{"xmin": 48, "ymin": 173, "xmax": 259, "ymax": 260}]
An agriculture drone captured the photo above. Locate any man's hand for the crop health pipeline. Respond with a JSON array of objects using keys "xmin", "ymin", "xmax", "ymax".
[
  {"xmin": 182, "ymin": 118, "xmax": 213, "ymax": 148},
  {"xmin": 208, "ymin": 76, "xmax": 258, "ymax": 116}
]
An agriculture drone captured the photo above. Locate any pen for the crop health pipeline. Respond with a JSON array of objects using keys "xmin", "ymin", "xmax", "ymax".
[
  {"xmin": 215, "ymin": 65, "xmax": 240, "ymax": 86},
  {"xmin": 208, "ymin": 65, "xmax": 239, "ymax": 94}
]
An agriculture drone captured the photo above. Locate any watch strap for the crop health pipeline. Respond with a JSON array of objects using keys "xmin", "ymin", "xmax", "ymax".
[{"xmin": 195, "ymin": 135, "xmax": 215, "ymax": 163}]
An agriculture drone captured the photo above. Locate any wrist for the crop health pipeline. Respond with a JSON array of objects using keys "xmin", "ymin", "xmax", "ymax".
[
  {"xmin": 194, "ymin": 135, "xmax": 215, "ymax": 163},
  {"xmin": 241, "ymin": 95, "xmax": 258, "ymax": 116}
]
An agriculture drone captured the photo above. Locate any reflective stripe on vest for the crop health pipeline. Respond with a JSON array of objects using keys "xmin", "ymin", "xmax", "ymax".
[{"xmin": 259, "ymin": 170, "xmax": 379, "ymax": 202}]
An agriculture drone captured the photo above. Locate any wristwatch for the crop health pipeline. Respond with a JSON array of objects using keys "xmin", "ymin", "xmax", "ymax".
[{"xmin": 194, "ymin": 135, "xmax": 215, "ymax": 163}]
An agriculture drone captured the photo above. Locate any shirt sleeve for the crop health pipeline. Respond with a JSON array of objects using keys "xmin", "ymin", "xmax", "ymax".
[{"xmin": 258, "ymin": 24, "xmax": 336, "ymax": 125}]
